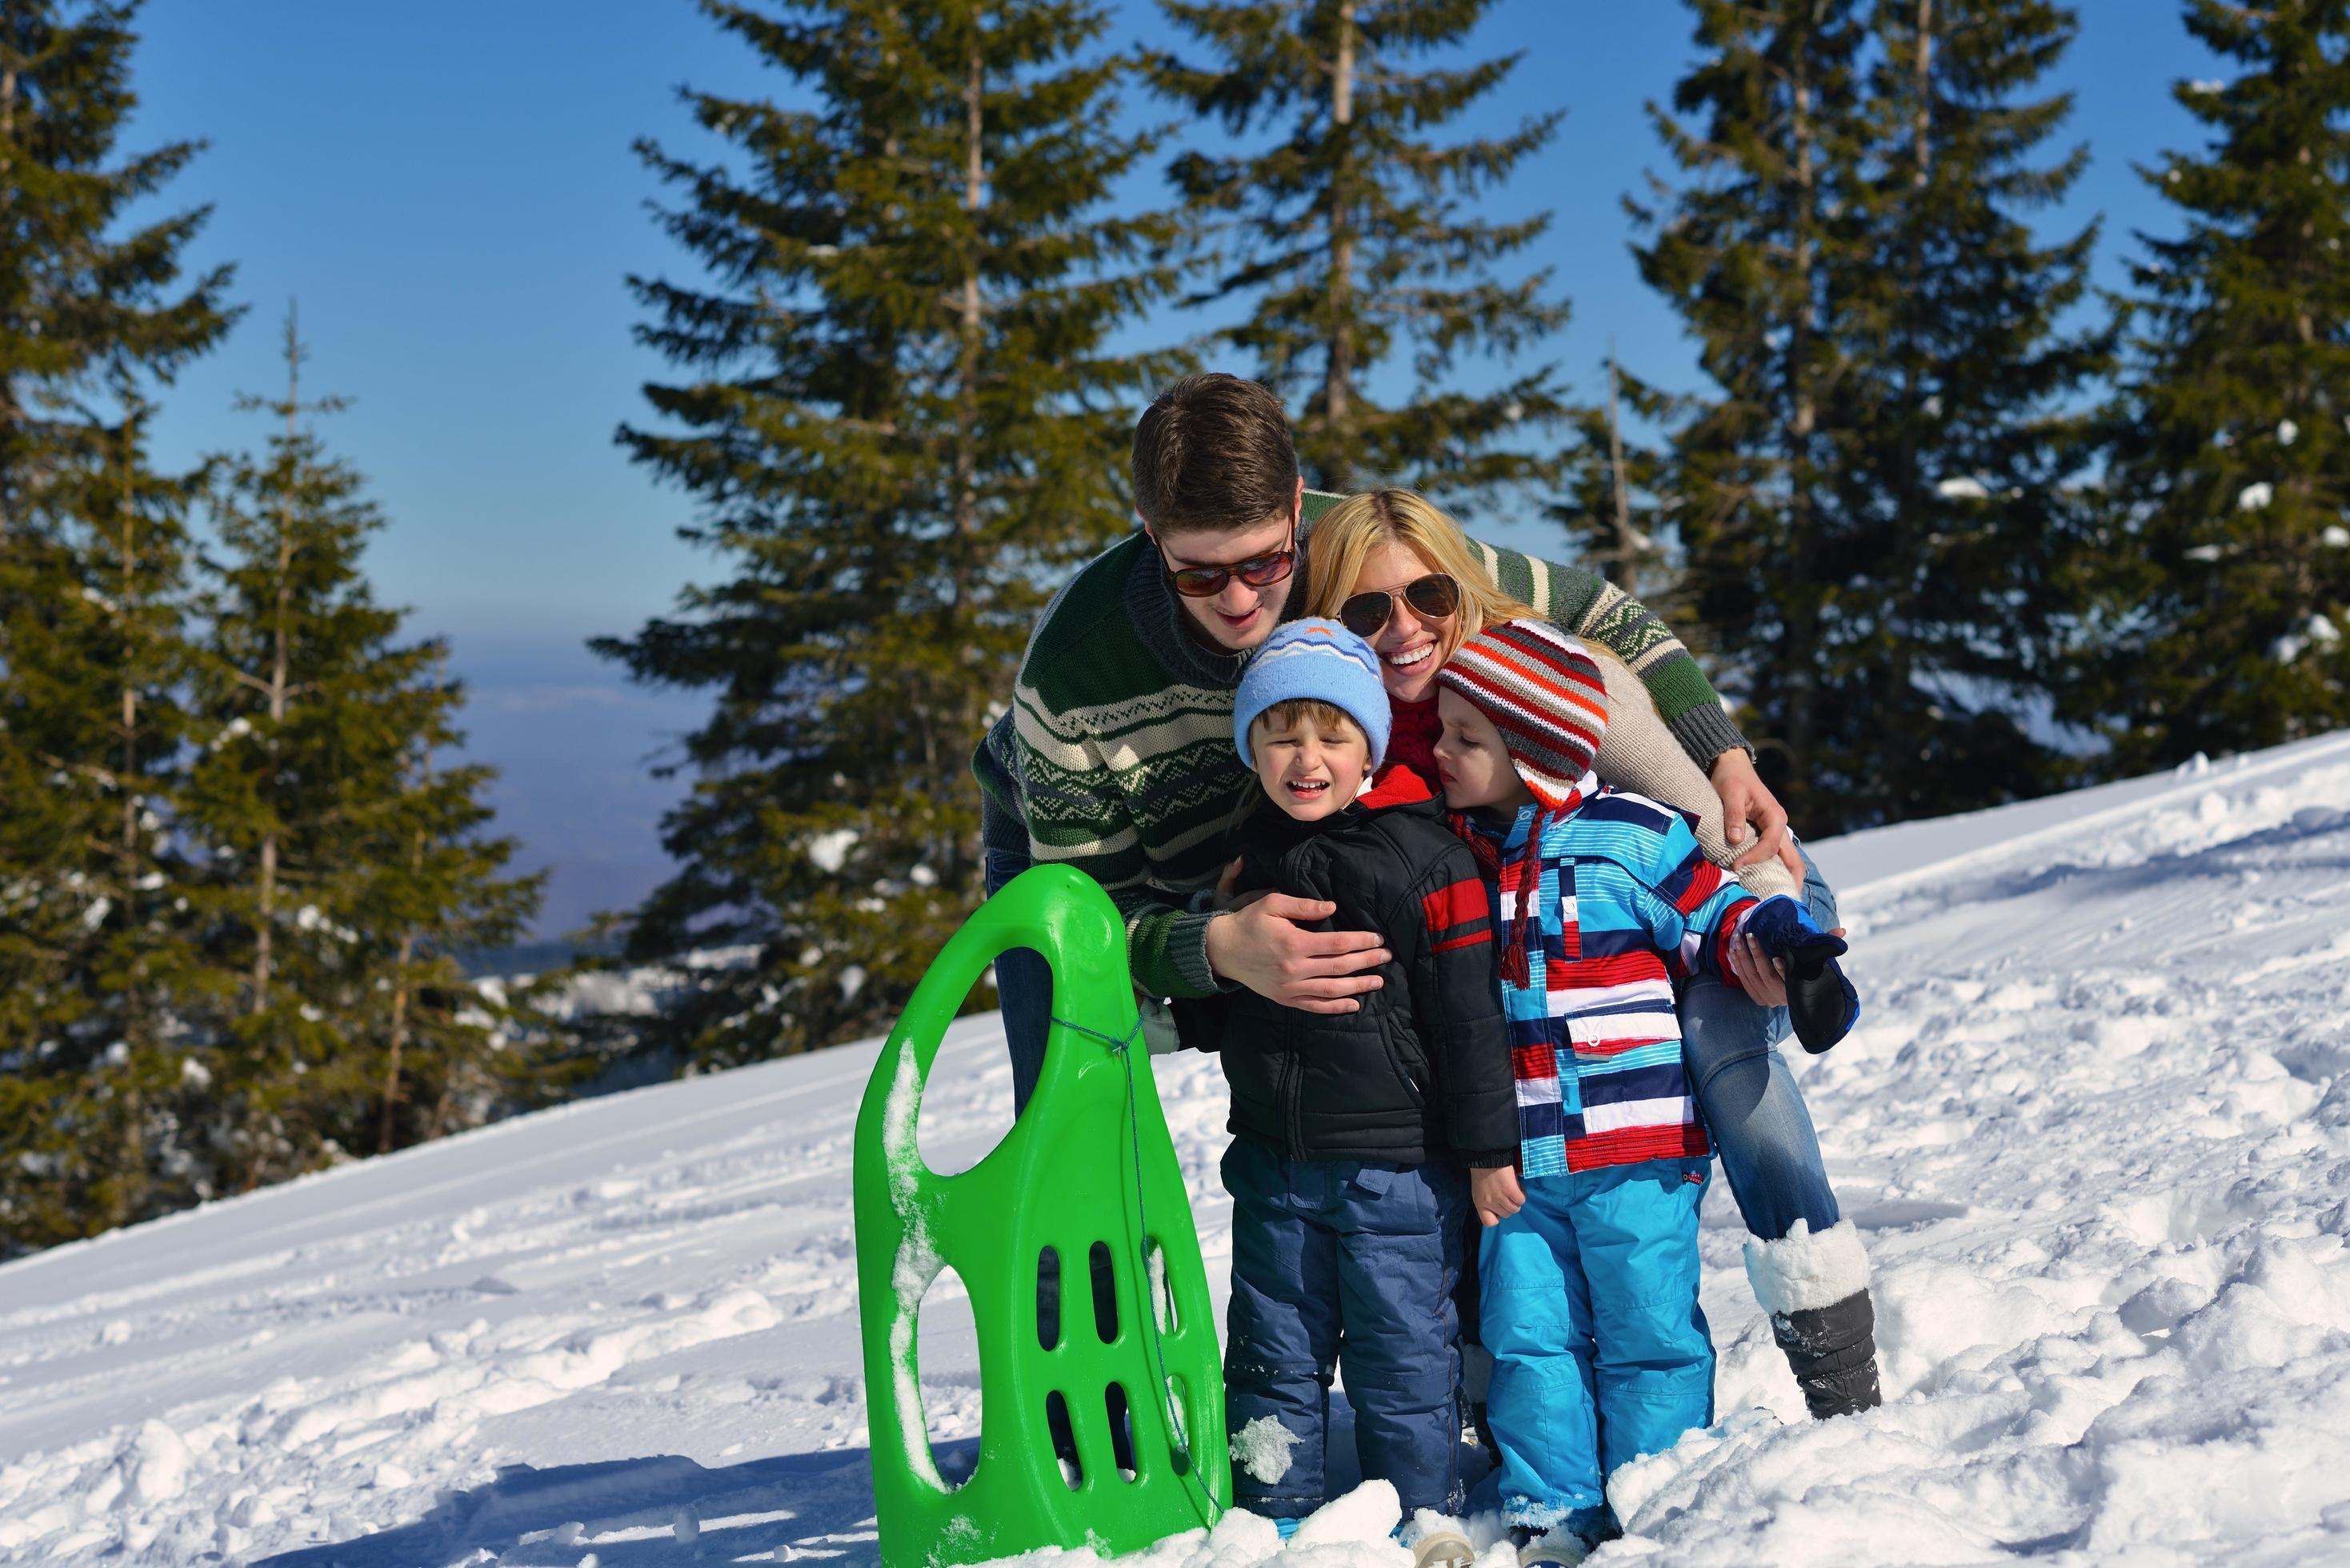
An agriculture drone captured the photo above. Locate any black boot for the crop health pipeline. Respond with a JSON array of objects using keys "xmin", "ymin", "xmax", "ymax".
[
  {"xmin": 1770, "ymin": 1287, "xmax": 1883, "ymax": 1420},
  {"xmin": 1743, "ymin": 1218, "xmax": 1883, "ymax": 1421}
]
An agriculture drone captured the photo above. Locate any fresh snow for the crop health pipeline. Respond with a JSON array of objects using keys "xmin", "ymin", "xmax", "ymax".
[
  {"xmin": 4, "ymin": 734, "xmax": 2350, "ymax": 1564},
  {"xmin": 1229, "ymin": 1416, "xmax": 1302, "ymax": 1487}
]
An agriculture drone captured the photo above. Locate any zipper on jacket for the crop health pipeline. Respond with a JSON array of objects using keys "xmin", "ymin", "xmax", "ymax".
[{"xmin": 1281, "ymin": 1050, "xmax": 1304, "ymax": 1161}]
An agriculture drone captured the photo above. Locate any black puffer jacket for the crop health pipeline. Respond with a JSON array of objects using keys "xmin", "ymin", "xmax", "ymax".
[{"xmin": 1175, "ymin": 798, "xmax": 1519, "ymax": 1167}]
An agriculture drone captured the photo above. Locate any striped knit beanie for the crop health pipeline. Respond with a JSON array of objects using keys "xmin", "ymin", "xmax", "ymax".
[
  {"xmin": 1234, "ymin": 618, "xmax": 1392, "ymax": 770},
  {"xmin": 1435, "ymin": 618, "xmax": 1607, "ymax": 808}
]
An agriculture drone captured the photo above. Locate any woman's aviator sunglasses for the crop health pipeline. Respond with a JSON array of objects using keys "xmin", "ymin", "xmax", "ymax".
[
  {"xmin": 1339, "ymin": 572, "xmax": 1461, "ymax": 638},
  {"xmin": 1157, "ymin": 530, "xmax": 1299, "ymax": 598}
]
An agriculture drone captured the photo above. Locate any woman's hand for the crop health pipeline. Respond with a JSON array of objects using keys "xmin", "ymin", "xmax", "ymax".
[
  {"xmin": 1711, "ymin": 749, "xmax": 1804, "ymax": 882},
  {"xmin": 1471, "ymin": 1166, "xmax": 1525, "ymax": 1227}
]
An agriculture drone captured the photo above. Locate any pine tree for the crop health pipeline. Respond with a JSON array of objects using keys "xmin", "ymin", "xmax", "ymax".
[
  {"xmin": 595, "ymin": 0, "xmax": 1182, "ymax": 1066},
  {"xmin": 185, "ymin": 310, "xmax": 547, "ymax": 1186},
  {"xmin": 354, "ymin": 649, "xmax": 564, "ymax": 1157},
  {"xmin": 1148, "ymin": 0, "xmax": 1567, "ymax": 497},
  {"xmin": 1632, "ymin": 1, "xmax": 1868, "ymax": 826},
  {"xmin": 1828, "ymin": 0, "xmax": 2108, "ymax": 822},
  {"xmin": 1635, "ymin": 0, "xmax": 2103, "ymax": 830},
  {"xmin": 0, "ymin": 0, "xmax": 237, "ymax": 1258},
  {"xmin": 2080, "ymin": 0, "xmax": 2350, "ymax": 769},
  {"xmin": 1546, "ymin": 350, "xmax": 1677, "ymax": 604},
  {"xmin": 0, "ymin": 390, "xmax": 226, "ymax": 1254}
]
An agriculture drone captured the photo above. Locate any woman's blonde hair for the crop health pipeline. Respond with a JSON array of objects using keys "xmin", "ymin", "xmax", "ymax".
[
  {"xmin": 1306, "ymin": 488, "xmax": 1534, "ymax": 650},
  {"xmin": 1305, "ymin": 486, "xmax": 1643, "ymax": 690}
]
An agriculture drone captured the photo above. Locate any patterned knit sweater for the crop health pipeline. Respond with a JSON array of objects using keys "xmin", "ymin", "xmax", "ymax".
[
  {"xmin": 971, "ymin": 493, "xmax": 1750, "ymax": 1000},
  {"xmin": 1469, "ymin": 778, "xmax": 1759, "ymax": 1178}
]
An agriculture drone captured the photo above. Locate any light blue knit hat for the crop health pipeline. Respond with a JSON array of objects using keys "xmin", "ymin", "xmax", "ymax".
[{"xmin": 1233, "ymin": 618, "xmax": 1391, "ymax": 770}]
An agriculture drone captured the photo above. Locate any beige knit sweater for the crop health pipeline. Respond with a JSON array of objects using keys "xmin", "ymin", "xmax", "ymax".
[{"xmin": 1593, "ymin": 654, "xmax": 1800, "ymax": 903}]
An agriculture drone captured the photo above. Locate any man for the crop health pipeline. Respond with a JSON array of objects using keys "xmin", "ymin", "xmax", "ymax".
[{"xmin": 975, "ymin": 372, "xmax": 1792, "ymax": 1104}]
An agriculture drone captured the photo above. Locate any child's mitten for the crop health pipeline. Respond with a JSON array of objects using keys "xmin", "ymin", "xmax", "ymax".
[{"xmin": 1739, "ymin": 895, "xmax": 1861, "ymax": 1054}]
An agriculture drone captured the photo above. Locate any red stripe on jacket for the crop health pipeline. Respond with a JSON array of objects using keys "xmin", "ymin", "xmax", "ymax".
[{"xmin": 1563, "ymin": 1122, "xmax": 1710, "ymax": 1171}]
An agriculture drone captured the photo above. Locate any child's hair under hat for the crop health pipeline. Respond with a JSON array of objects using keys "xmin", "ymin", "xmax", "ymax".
[{"xmin": 1251, "ymin": 698, "xmax": 1367, "ymax": 749}]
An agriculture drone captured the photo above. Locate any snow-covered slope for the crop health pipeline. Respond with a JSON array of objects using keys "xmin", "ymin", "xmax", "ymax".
[{"xmin": 5, "ymin": 734, "xmax": 2350, "ymax": 1566}]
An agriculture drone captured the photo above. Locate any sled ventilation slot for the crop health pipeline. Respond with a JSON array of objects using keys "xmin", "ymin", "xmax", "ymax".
[
  {"xmin": 1163, "ymin": 1372, "xmax": 1194, "ymax": 1474},
  {"xmin": 1106, "ymin": 1381, "xmax": 1136, "ymax": 1482},
  {"xmin": 1089, "ymin": 1239, "xmax": 1119, "ymax": 1344},
  {"xmin": 1047, "ymin": 1390, "xmax": 1082, "ymax": 1490},
  {"xmin": 1144, "ymin": 1237, "xmax": 1179, "ymax": 1334},
  {"xmin": 1036, "ymin": 1246, "xmax": 1062, "ymax": 1351}
]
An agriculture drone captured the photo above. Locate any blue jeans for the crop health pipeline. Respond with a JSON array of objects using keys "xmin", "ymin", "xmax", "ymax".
[
  {"xmin": 980, "ymin": 792, "xmax": 1055, "ymax": 1113},
  {"xmin": 1677, "ymin": 846, "xmax": 1843, "ymax": 1242},
  {"xmin": 1223, "ymin": 1138, "xmax": 1468, "ymax": 1518}
]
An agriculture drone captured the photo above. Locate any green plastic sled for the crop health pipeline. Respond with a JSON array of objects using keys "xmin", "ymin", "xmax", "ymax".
[{"xmin": 853, "ymin": 864, "xmax": 1231, "ymax": 1567}]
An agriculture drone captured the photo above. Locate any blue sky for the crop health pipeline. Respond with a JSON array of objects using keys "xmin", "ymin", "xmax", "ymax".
[{"xmin": 122, "ymin": 1, "xmax": 2223, "ymax": 936}]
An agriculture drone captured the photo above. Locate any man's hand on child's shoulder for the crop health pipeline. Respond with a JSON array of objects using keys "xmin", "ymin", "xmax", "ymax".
[{"xmin": 1205, "ymin": 890, "xmax": 1391, "ymax": 1014}]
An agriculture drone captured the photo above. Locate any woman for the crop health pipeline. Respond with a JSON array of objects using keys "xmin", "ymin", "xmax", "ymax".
[{"xmin": 1303, "ymin": 488, "xmax": 1882, "ymax": 1422}]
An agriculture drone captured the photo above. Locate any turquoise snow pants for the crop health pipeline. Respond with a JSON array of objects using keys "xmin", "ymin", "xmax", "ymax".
[{"xmin": 1479, "ymin": 1158, "xmax": 1714, "ymax": 1531}]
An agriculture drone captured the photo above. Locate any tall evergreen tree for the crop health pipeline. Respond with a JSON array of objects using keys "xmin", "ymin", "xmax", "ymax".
[
  {"xmin": 1631, "ymin": 1, "xmax": 1868, "ymax": 826},
  {"xmin": 1828, "ymin": 0, "xmax": 2108, "ymax": 821},
  {"xmin": 1148, "ymin": 0, "xmax": 1567, "ymax": 496},
  {"xmin": 0, "ymin": 391, "xmax": 226, "ymax": 1253},
  {"xmin": 1636, "ymin": 0, "xmax": 2103, "ymax": 830},
  {"xmin": 2080, "ymin": 0, "xmax": 2350, "ymax": 769},
  {"xmin": 185, "ymin": 310, "xmax": 546, "ymax": 1187},
  {"xmin": 0, "ymin": 0, "xmax": 237, "ymax": 1258},
  {"xmin": 597, "ymin": 0, "xmax": 1182, "ymax": 1065},
  {"xmin": 1547, "ymin": 352, "xmax": 1677, "ymax": 604},
  {"xmin": 356, "ymin": 650, "xmax": 559, "ymax": 1158}
]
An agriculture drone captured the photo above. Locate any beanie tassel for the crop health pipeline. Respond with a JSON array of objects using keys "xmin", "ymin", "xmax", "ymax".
[{"xmin": 1495, "ymin": 807, "xmax": 1551, "ymax": 989}]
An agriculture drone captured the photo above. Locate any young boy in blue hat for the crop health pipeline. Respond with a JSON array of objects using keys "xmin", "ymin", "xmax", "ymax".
[{"xmin": 1175, "ymin": 618, "xmax": 1519, "ymax": 1565}]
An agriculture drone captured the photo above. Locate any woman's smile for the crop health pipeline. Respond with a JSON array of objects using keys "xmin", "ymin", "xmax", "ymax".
[{"xmin": 1383, "ymin": 640, "xmax": 1435, "ymax": 670}]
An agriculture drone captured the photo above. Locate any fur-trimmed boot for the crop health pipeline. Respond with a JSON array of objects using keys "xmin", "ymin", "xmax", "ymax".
[{"xmin": 1743, "ymin": 1218, "xmax": 1883, "ymax": 1420}]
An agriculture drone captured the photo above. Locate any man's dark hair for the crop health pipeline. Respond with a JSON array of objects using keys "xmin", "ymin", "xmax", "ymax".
[{"xmin": 1131, "ymin": 374, "xmax": 1299, "ymax": 534}]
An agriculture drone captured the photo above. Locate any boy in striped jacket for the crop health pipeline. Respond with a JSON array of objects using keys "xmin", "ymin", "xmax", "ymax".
[{"xmin": 1429, "ymin": 620, "xmax": 1857, "ymax": 1554}]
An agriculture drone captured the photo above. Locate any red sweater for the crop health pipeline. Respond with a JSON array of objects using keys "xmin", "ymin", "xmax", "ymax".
[{"xmin": 1362, "ymin": 696, "xmax": 1442, "ymax": 808}]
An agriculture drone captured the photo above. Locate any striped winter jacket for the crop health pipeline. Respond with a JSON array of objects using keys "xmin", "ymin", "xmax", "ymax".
[{"xmin": 1468, "ymin": 775, "xmax": 1759, "ymax": 1179}]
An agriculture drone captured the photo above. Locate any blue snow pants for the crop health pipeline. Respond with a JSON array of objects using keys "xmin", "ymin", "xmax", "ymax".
[
  {"xmin": 1479, "ymin": 1158, "xmax": 1714, "ymax": 1532},
  {"xmin": 1221, "ymin": 1137, "xmax": 1468, "ymax": 1519}
]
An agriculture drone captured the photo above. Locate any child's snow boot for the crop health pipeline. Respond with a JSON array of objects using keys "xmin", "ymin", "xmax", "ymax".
[
  {"xmin": 1401, "ymin": 1518, "xmax": 1476, "ymax": 1568},
  {"xmin": 1744, "ymin": 1218, "xmax": 1884, "ymax": 1420},
  {"xmin": 1510, "ymin": 1523, "xmax": 1600, "ymax": 1567}
]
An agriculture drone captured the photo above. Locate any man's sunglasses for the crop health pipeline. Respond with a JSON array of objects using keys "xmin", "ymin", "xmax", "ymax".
[
  {"xmin": 1157, "ymin": 532, "xmax": 1299, "ymax": 598},
  {"xmin": 1338, "ymin": 573, "xmax": 1461, "ymax": 638}
]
